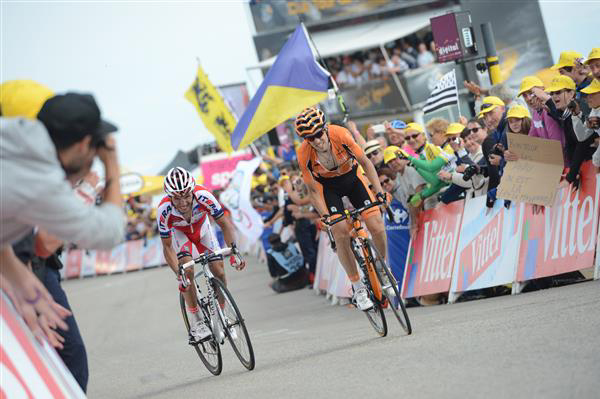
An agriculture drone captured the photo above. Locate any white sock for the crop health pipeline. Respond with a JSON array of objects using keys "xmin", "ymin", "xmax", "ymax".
[{"xmin": 352, "ymin": 280, "xmax": 364, "ymax": 292}]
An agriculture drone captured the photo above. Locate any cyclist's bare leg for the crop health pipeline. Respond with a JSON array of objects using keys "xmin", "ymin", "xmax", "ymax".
[
  {"xmin": 363, "ymin": 213, "xmax": 387, "ymax": 261},
  {"xmin": 331, "ymin": 222, "xmax": 361, "ymax": 283},
  {"xmin": 178, "ymin": 255, "xmax": 199, "ymax": 309},
  {"xmin": 208, "ymin": 260, "xmax": 226, "ymax": 307}
]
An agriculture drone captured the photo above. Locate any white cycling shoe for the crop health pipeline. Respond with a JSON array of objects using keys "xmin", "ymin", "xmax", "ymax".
[
  {"xmin": 190, "ymin": 320, "xmax": 212, "ymax": 344},
  {"xmin": 353, "ymin": 287, "xmax": 374, "ymax": 311}
]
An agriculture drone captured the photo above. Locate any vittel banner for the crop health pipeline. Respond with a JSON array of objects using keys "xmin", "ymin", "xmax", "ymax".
[
  {"xmin": 517, "ymin": 162, "xmax": 599, "ymax": 281},
  {"xmin": 450, "ymin": 196, "xmax": 524, "ymax": 298},
  {"xmin": 401, "ymin": 200, "xmax": 464, "ymax": 298}
]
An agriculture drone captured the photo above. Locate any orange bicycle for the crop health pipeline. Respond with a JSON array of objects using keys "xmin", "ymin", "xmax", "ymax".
[{"xmin": 324, "ymin": 200, "xmax": 412, "ymax": 336}]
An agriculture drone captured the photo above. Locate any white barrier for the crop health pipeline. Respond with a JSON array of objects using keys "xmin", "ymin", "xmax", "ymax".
[{"xmin": 0, "ymin": 292, "xmax": 85, "ymax": 399}]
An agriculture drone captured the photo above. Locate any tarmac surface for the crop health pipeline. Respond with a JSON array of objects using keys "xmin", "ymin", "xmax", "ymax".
[{"xmin": 63, "ymin": 258, "xmax": 600, "ymax": 399}]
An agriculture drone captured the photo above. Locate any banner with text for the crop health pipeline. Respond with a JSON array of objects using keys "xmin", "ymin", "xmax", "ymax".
[
  {"xmin": 516, "ymin": 162, "xmax": 599, "ymax": 281},
  {"xmin": 450, "ymin": 196, "xmax": 524, "ymax": 297},
  {"xmin": 401, "ymin": 200, "xmax": 464, "ymax": 298},
  {"xmin": 385, "ymin": 199, "xmax": 411, "ymax": 287},
  {"xmin": 200, "ymin": 150, "xmax": 253, "ymax": 190}
]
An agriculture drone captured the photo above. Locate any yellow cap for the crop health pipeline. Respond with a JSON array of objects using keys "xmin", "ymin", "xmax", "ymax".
[
  {"xmin": 445, "ymin": 123, "xmax": 465, "ymax": 136},
  {"xmin": 479, "ymin": 96, "xmax": 505, "ymax": 116},
  {"xmin": 0, "ymin": 79, "xmax": 54, "ymax": 119},
  {"xmin": 518, "ymin": 76, "xmax": 544, "ymax": 96},
  {"xmin": 383, "ymin": 146, "xmax": 410, "ymax": 164},
  {"xmin": 405, "ymin": 122, "xmax": 424, "ymax": 134},
  {"xmin": 551, "ymin": 50, "xmax": 583, "ymax": 70},
  {"xmin": 585, "ymin": 48, "xmax": 600, "ymax": 64},
  {"xmin": 506, "ymin": 105, "xmax": 531, "ymax": 119},
  {"xmin": 546, "ymin": 75, "xmax": 576, "ymax": 93},
  {"xmin": 581, "ymin": 79, "xmax": 600, "ymax": 94}
]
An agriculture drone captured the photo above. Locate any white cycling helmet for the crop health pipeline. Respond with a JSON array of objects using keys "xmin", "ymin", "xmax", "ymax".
[{"xmin": 164, "ymin": 167, "xmax": 195, "ymax": 196}]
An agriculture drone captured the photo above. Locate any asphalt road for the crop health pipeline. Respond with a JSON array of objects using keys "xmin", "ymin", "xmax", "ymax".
[{"xmin": 63, "ymin": 258, "xmax": 600, "ymax": 399}]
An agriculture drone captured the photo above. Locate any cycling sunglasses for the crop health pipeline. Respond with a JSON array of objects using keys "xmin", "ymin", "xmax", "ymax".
[{"xmin": 304, "ymin": 128, "xmax": 326, "ymax": 142}]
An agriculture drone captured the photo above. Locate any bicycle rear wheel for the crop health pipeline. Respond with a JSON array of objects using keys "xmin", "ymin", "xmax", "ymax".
[
  {"xmin": 366, "ymin": 239, "xmax": 412, "ymax": 335},
  {"xmin": 212, "ymin": 278, "xmax": 255, "ymax": 370},
  {"xmin": 179, "ymin": 293, "xmax": 223, "ymax": 375},
  {"xmin": 352, "ymin": 239, "xmax": 387, "ymax": 337}
]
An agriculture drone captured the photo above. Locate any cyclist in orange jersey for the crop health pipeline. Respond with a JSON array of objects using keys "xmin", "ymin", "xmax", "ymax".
[{"xmin": 295, "ymin": 107, "xmax": 388, "ymax": 311}]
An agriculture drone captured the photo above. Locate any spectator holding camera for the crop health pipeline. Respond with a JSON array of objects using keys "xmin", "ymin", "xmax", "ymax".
[
  {"xmin": 552, "ymin": 51, "xmax": 593, "ymax": 95},
  {"xmin": 478, "ymin": 96, "xmax": 508, "ymax": 208},
  {"xmin": 576, "ymin": 79, "xmax": 600, "ymax": 171}
]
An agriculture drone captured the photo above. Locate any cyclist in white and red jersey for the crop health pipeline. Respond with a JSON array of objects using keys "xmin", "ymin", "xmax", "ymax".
[{"xmin": 157, "ymin": 167, "xmax": 245, "ymax": 344}]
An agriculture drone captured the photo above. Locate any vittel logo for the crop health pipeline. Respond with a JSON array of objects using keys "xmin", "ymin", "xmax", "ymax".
[
  {"xmin": 419, "ymin": 216, "xmax": 461, "ymax": 283},
  {"xmin": 438, "ymin": 43, "xmax": 460, "ymax": 56},
  {"xmin": 462, "ymin": 211, "xmax": 503, "ymax": 284},
  {"xmin": 543, "ymin": 174, "xmax": 600, "ymax": 260}
]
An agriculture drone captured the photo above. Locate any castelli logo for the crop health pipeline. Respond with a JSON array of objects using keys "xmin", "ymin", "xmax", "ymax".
[{"xmin": 419, "ymin": 216, "xmax": 461, "ymax": 283}]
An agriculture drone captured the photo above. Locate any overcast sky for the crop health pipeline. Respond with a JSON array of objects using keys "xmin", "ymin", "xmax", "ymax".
[
  {"xmin": 1, "ymin": 0, "xmax": 257, "ymax": 175},
  {"xmin": 2, "ymin": 1, "xmax": 596, "ymax": 175}
]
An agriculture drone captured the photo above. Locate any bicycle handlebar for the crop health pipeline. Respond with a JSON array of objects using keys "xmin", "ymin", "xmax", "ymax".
[
  {"xmin": 179, "ymin": 247, "xmax": 237, "ymax": 288},
  {"xmin": 322, "ymin": 199, "xmax": 391, "ymax": 227}
]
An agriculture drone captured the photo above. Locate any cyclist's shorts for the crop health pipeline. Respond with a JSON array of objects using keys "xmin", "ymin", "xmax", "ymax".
[
  {"xmin": 172, "ymin": 218, "xmax": 220, "ymax": 258},
  {"xmin": 314, "ymin": 164, "xmax": 378, "ymax": 219}
]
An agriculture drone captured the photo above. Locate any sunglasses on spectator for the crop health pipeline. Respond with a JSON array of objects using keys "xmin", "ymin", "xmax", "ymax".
[
  {"xmin": 304, "ymin": 128, "xmax": 326, "ymax": 142},
  {"xmin": 468, "ymin": 127, "xmax": 482, "ymax": 134},
  {"xmin": 406, "ymin": 133, "xmax": 421, "ymax": 140},
  {"xmin": 559, "ymin": 66, "xmax": 573, "ymax": 73},
  {"xmin": 380, "ymin": 178, "xmax": 391, "ymax": 185},
  {"xmin": 366, "ymin": 150, "xmax": 380, "ymax": 158}
]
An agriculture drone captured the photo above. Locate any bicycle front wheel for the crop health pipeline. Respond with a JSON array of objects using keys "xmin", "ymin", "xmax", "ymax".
[
  {"xmin": 212, "ymin": 278, "xmax": 255, "ymax": 370},
  {"xmin": 179, "ymin": 293, "xmax": 223, "ymax": 375},
  {"xmin": 367, "ymin": 239, "xmax": 412, "ymax": 335}
]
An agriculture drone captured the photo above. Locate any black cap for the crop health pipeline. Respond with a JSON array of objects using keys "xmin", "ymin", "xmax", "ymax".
[{"xmin": 37, "ymin": 92, "xmax": 117, "ymax": 148}]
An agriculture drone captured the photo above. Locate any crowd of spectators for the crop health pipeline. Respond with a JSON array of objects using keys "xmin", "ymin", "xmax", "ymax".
[
  {"xmin": 125, "ymin": 195, "xmax": 157, "ymax": 241},
  {"xmin": 326, "ymin": 35, "xmax": 437, "ymax": 88},
  {"xmin": 247, "ymin": 47, "xmax": 600, "ymax": 301}
]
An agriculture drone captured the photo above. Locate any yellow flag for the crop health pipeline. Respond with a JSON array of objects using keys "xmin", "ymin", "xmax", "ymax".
[{"xmin": 185, "ymin": 66, "xmax": 236, "ymax": 153}]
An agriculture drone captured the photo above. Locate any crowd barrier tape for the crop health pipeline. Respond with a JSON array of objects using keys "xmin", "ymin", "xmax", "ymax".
[
  {"xmin": 60, "ymin": 236, "xmax": 168, "ymax": 280},
  {"xmin": 1, "ymin": 292, "xmax": 86, "ymax": 399},
  {"xmin": 401, "ymin": 161, "xmax": 599, "ymax": 301}
]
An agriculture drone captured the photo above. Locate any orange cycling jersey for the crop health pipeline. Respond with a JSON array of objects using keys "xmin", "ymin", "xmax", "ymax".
[{"xmin": 297, "ymin": 124, "xmax": 364, "ymax": 182}]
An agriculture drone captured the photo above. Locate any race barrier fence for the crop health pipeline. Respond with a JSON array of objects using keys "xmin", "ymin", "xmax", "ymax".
[
  {"xmin": 0, "ymin": 292, "xmax": 86, "ymax": 399},
  {"xmin": 314, "ymin": 163, "xmax": 599, "ymax": 302}
]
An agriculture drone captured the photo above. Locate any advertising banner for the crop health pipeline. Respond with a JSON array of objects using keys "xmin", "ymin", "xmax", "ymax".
[
  {"xmin": 450, "ymin": 196, "xmax": 524, "ymax": 298},
  {"xmin": 385, "ymin": 199, "xmax": 411, "ymax": 286},
  {"xmin": 401, "ymin": 200, "xmax": 464, "ymax": 298},
  {"xmin": 516, "ymin": 162, "xmax": 599, "ymax": 281},
  {"xmin": 200, "ymin": 150, "xmax": 253, "ymax": 191}
]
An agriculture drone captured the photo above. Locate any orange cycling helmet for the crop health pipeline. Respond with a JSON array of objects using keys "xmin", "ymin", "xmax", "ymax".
[{"xmin": 295, "ymin": 107, "xmax": 326, "ymax": 137}]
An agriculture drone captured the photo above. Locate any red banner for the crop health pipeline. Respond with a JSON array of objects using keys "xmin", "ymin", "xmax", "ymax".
[
  {"xmin": 517, "ymin": 162, "xmax": 600, "ymax": 281},
  {"xmin": 200, "ymin": 151, "xmax": 253, "ymax": 190},
  {"xmin": 402, "ymin": 200, "xmax": 464, "ymax": 298}
]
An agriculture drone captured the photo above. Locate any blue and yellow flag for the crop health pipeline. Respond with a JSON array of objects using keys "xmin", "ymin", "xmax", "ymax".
[
  {"xmin": 185, "ymin": 66, "xmax": 236, "ymax": 154},
  {"xmin": 232, "ymin": 24, "xmax": 331, "ymax": 150}
]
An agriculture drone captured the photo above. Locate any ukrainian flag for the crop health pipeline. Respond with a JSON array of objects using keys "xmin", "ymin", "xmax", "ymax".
[{"xmin": 232, "ymin": 24, "xmax": 331, "ymax": 150}]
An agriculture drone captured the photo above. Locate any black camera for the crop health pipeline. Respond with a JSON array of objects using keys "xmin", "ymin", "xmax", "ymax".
[
  {"xmin": 491, "ymin": 143, "xmax": 505, "ymax": 157},
  {"xmin": 462, "ymin": 164, "xmax": 489, "ymax": 181}
]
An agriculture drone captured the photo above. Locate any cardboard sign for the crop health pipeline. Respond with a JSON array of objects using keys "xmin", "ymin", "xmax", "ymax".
[{"xmin": 497, "ymin": 134, "xmax": 563, "ymax": 206}]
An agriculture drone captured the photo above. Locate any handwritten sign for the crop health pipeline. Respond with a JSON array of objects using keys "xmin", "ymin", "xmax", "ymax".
[{"xmin": 497, "ymin": 133, "xmax": 563, "ymax": 206}]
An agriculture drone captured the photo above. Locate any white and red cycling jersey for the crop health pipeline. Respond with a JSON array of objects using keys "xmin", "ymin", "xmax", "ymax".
[{"xmin": 157, "ymin": 185, "xmax": 224, "ymax": 255}]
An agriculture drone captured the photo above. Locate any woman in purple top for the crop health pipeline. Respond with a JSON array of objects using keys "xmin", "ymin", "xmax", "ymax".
[{"xmin": 518, "ymin": 76, "xmax": 568, "ymax": 166}]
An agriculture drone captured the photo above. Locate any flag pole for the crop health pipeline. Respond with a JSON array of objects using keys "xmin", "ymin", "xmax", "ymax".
[{"xmin": 300, "ymin": 22, "xmax": 350, "ymax": 122}]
